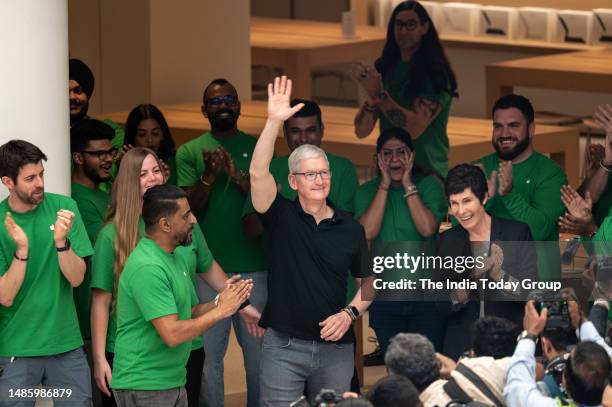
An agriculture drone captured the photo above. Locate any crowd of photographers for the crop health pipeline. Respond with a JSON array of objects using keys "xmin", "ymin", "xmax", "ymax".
[{"xmin": 304, "ymin": 291, "xmax": 612, "ymax": 407}]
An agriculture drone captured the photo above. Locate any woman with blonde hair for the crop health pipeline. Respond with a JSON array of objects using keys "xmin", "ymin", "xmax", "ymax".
[{"xmin": 90, "ymin": 147, "xmax": 262, "ymax": 407}]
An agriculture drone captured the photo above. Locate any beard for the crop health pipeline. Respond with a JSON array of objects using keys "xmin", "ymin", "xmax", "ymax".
[
  {"xmin": 178, "ymin": 229, "xmax": 193, "ymax": 247},
  {"xmin": 209, "ymin": 109, "xmax": 238, "ymax": 132},
  {"xmin": 70, "ymin": 100, "xmax": 89, "ymax": 124},
  {"xmin": 83, "ymin": 164, "xmax": 111, "ymax": 185},
  {"xmin": 493, "ymin": 133, "xmax": 530, "ymax": 161},
  {"xmin": 16, "ymin": 186, "xmax": 44, "ymax": 206}
]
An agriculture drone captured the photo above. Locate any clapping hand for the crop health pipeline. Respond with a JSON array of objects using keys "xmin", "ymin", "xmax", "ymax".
[
  {"xmin": 202, "ymin": 149, "xmax": 225, "ymax": 178},
  {"xmin": 497, "ymin": 161, "xmax": 513, "ymax": 196},
  {"xmin": 53, "ymin": 209, "xmax": 75, "ymax": 244},
  {"xmin": 349, "ymin": 62, "xmax": 382, "ymax": 98},
  {"xmin": 5, "ymin": 212, "xmax": 28, "ymax": 254},
  {"xmin": 585, "ymin": 143, "xmax": 605, "ymax": 178},
  {"xmin": 216, "ymin": 280, "xmax": 253, "ymax": 318}
]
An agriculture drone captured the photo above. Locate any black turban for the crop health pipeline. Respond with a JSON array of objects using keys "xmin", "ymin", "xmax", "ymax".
[{"xmin": 69, "ymin": 59, "xmax": 95, "ymax": 98}]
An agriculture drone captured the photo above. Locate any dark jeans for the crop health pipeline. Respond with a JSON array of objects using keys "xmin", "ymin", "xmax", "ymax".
[
  {"xmin": 114, "ymin": 387, "xmax": 187, "ymax": 407},
  {"xmin": 369, "ymin": 301, "xmax": 446, "ymax": 355}
]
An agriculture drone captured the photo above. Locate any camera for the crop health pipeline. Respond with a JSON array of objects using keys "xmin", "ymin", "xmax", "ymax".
[
  {"xmin": 528, "ymin": 290, "xmax": 571, "ymax": 331},
  {"xmin": 290, "ymin": 389, "xmax": 344, "ymax": 407}
]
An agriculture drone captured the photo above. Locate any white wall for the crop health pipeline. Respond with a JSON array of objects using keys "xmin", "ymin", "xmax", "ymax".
[{"xmin": 0, "ymin": 0, "xmax": 70, "ymax": 200}]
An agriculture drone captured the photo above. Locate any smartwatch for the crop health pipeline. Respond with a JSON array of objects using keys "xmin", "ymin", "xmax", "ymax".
[
  {"xmin": 517, "ymin": 330, "xmax": 538, "ymax": 344},
  {"xmin": 56, "ymin": 238, "xmax": 71, "ymax": 252}
]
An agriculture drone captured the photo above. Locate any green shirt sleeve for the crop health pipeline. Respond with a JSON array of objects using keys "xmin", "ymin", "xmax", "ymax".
[
  {"xmin": 176, "ymin": 145, "xmax": 199, "ymax": 188},
  {"xmin": 418, "ymin": 176, "xmax": 448, "ymax": 222},
  {"xmin": 91, "ymin": 226, "xmax": 115, "ymax": 292},
  {"xmin": 67, "ymin": 199, "xmax": 94, "ymax": 258},
  {"xmin": 242, "ymin": 191, "xmax": 256, "ymax": 217},
  {"xmin": 499, "ymin": 166, "xmax": 567, "ymax": 241},
  {"xmin": 132, "ymin": 265, "xmax": 179, "ymax": 321},
  {"xmin": 333, "ymin": 161, "xmax": 359, "ymax": 214},
  {"xmin": 354, "ymin": 180, "xmax": 377, "ymax": 219},
  {"xmin": 192, "ymin": 223, "xmax": 213, "ymax": 274}
]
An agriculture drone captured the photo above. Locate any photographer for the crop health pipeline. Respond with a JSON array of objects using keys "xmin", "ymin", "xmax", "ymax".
[
  {"xmin": 386, "ymin": 328, "xmax": 511, "ymax": 406},
  {"xmin": 504, "ymin": 301, "xmax": 611, "ymax": 407},
  {"xmin": 366, "ymin": 375, "xmax": 422, "ymax": 407},
  {"xmin": 537, "ymin": 326, "xmax": 577, "ymax": 398},
  {"xmin": 418, "ymin": 317, "xmax": 518, "ymax": 406}
]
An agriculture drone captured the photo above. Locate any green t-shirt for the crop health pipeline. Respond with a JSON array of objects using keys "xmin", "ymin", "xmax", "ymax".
[
  {"xmin": 71, "ymin": 182, "xmax": 110, "ymax": 243},
  {"xmin": 176, "ymin": 131, "xmax": 266, "ymax": 273},
  {"xmin": 111, "ymin": 238, "xmax": 199, "ymax": 390},
  {"xmin": 380, "ymin": 61, "xmax": 452, "ymax": 179},
  {"xmin": 242, "ymin": 152, "xmax": 359, "ymax": 217},
  {"xmin": 0, "ymin": 193, "xmax": 94, "ymax": 356},
  {"xmin": 71, "ymin": 182, "xmax": 110, "ymax": 340},
  {"xmin": 592, "ymin": 177, "xmax": 612, "ymax": 226},
  {"xmin": 354, "ymin": 175, "xmax": 447, "ymax": 242},
  {"xmin": 472, "ymin": 152, "xmax": 567, "ymax": 281},
  {"xmin": 354, "ymin": 175, "xmax": 447, "ymax": 289},
  {"xmin": 91, "ymin": 221, "xmax": 212, "ymax": 353}
]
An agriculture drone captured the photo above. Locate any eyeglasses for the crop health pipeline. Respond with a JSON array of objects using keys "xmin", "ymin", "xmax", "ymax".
[
  {"xmin": 292, "ymin": 170, "xmax": 332, "ymax": 182},
  {"xmin": 206, "ymin": 95, "xmax": 238, "ymax": 107},
  {"xmin": 80, "ymin": 148, "xmax": 117, "ymax": 160},
  {"xmin": 380, "ymin": 147, "xmax": 410, "ymax": 160},
  {"xmin": 394, "ymin": 19, "xmax": 420, "ymax": 31}
]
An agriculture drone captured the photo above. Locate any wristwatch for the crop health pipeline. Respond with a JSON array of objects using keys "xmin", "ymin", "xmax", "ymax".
[
  {"xmin": 516, "ymin": 330, "xmax": 538, "ymax": 344},
  {"xmin": 56, "ymin": 238, "xmax": 71, "ymax": 252}
]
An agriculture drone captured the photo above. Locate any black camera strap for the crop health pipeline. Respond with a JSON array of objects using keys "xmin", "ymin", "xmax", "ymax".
[{"xmin": 443, "ymin": 377, "xmax": 472, "ymax": 403}]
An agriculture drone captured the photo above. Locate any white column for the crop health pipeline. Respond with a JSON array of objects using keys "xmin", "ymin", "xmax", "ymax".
[{"xmin": 0, "ymin": 0, "xmax": 70, "ymax": 200}]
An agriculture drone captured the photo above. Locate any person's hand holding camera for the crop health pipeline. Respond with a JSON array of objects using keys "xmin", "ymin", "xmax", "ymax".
[
  {"xmin": 568, "ymin": 300, "xmax": 585, "ymax": 331},
  {"xmin": 524, "ymin": 300, "xmax": 548, "ymax": 336}
]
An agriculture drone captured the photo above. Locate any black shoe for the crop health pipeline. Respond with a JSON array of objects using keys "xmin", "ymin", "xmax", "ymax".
[{"xmin": 363, "ymin": 347, "xmax": 384, "ymax": 366}]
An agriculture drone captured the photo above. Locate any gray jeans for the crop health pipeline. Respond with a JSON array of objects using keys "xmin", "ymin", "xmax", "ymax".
[
  {"xmin": 0, "ymin": 347, "xmax": 91, "ymax": 407},
  {"xmin": 113, "ymin": 387, "xmax": 187, "ymax": 407},
  {"xmin": 259, "ymin": 329, "xmax": 354, "ymax": 407},
  {"xmin": 198, "ymin": 271, "xmax": 267, "ymax": 407}
]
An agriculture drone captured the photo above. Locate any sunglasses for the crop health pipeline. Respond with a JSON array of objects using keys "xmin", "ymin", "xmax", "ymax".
[{"xmin": 206, "ymin": 95, "xmax": 238, "ymax": 107}]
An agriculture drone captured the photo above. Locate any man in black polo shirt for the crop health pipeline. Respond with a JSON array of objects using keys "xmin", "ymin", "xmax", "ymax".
[{"xmin": 250, "ymin": 76, "xmax": 374, "ymax": 406}]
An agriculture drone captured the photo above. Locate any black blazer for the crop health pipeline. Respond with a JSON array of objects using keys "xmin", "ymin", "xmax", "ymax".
[{"xmin": 437, "ymin": 215, "xmax": 537, "ymax": 297}]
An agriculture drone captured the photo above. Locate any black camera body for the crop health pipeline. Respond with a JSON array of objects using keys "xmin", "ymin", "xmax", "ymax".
[
  {"xmin": 528, "ymin": 290, "xmax": 571, "ymax": 331},
  {"xmin": 314, "ymin": 389, "xmax": 344, "ymax": 406},
  {"xmin": 291, "ymin": 389, "xmax": 344, "ymax": 407}
]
